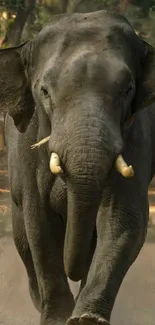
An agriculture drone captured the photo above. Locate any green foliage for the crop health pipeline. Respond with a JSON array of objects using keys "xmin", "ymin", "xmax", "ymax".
[{"xmin": 0, "ymin": 0, "xmax": 24, "ymax": 11}]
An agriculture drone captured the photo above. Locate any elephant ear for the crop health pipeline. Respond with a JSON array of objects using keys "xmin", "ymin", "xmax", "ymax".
[
  {"xmin": 0, "ymin": 43, "xmax": 34, "ymax": 132},
  {"xmin": 133, "ymin": 41, "xmax": 155, "ymax": 111}
]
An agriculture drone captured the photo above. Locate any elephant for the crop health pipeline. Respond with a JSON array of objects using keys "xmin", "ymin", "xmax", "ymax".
[{"xmin": 0, "ymin": 9, "xmax": 155, "ymax": 325}]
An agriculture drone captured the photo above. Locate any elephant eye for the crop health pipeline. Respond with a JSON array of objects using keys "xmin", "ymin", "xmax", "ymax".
[{"xmin": 41, "ymin": 86, "xmax": 49, "ymax": 97}]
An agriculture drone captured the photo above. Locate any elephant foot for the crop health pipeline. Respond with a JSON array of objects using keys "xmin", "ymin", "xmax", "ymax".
[{"xmin": 67, "ymin": 314, "xmax": 110, "ymax": 325}]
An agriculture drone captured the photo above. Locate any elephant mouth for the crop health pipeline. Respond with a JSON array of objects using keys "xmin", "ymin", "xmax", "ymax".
[
  {"xmin": 31, "ymin": 135, "xmax": 134, "ymax": 178},
  {"xmin": 49, "ymin": 152, "xmax": 134, "ymax": 178}
]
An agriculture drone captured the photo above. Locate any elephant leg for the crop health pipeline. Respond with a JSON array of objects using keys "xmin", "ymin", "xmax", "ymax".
[
  {"xmin": 12, "ymin": 200, "xmax": 41, "ymax": 312},
  {"xmin": 23, "ymin": 197, "xmax": 74, "ymax": 325},
  {"xmin": 68, "ymin": 203, "xmax": 147, "ymax": 325}
]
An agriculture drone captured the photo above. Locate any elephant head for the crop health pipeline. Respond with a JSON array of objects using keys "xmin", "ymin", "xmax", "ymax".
[
  {"xmin": 0, "ymin": 43, "xmax": 34, "ymax": 132},
  {"xmin": 1, "ymin": 11, "xmax": 155, "ymax": 281}
]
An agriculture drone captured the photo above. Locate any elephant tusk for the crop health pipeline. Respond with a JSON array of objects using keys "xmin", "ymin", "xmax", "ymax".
[
  {"xmin": 31, "ymin": 136, "xmax": 50, "ymax": 149},
  {"xmin": 115, "ymin": 154, "xmax": 134, "ymax": 178},
  {"xmin": 49, "ymin": 153, "xmax": 63, "ymax": 174}
]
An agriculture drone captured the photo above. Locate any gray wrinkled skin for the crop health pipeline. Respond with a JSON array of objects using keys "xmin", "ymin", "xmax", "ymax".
[{"xmin": 1, "ymin": 10, "xmax": 155, "ymax": 325}]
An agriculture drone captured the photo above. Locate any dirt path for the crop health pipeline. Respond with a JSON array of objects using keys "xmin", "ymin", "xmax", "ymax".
[{"xmin": 0, "ymin": 150, "xmax": 155, "ymax": 325}]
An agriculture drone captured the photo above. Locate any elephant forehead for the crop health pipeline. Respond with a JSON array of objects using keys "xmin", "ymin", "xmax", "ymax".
[
  {"xmin": 31, "ymin": 11, "xmax": 145, "ymax": 92},
  {"xmin": 37, "ymin": 10, "xmax": 133, "ymax": 49},
  {"xmin": 33, "ymin": 14, "xmax": 138, "ymax": 71},
  {"xmin": 42, "ymin": 50, "xmax": 131, "ymax": 98},
  {"xmin": 30, "ymin": 10, "xmax": 146, "ymax": 87}
]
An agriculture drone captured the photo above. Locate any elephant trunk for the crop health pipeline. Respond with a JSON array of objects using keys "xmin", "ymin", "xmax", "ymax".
[
  {"xmin": 64, "ymin": 174, "xmax": 101, "ymax": 281},
  {"xmin": 48, "ymin": 103, "xmax": 133, "ymax": 282},
  {"xmin": 62, "ymin": 118, "xmax": 123, "ymax": 281}
]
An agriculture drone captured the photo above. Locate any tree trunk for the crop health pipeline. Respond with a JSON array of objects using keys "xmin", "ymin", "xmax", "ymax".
[
  {"xmin": 119, "ymin": 0, "xmax": 131, "ymax": 13},
  {"xmin": 21, "ymin": 8, "xmax": 36, "ymax": 41},
  {"xmin": 59, "ymin": 0, "xmax": 69, "ymax": 13},
  {"xmin": 2, "ymin": 0, "xmax": 36, "ymax": 47}
]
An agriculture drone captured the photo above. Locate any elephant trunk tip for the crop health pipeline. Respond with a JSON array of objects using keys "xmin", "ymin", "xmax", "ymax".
[{"xmin": 65, "ymin": 264, "xmax": 83, "ymax": 282}]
